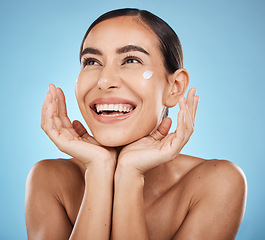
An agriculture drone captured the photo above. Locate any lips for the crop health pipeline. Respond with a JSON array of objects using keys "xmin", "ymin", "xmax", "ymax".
[{"xmin": 89, "ymin": 98, "xmax": 136, "ymax": 122}]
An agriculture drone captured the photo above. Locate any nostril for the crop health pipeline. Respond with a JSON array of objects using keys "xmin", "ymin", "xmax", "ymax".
[
  {"xmin": 97, "ymin": 66, "xmax": 121, "ymax": 90},
  {"xmin": 98, "ymin": 83, "xmax": 118, "ymax": 90}
]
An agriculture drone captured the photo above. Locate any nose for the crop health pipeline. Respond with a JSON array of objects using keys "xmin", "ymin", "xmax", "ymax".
[{"xmin": 97, "ymin": 64, "xmax": 121, "ymax": 91}]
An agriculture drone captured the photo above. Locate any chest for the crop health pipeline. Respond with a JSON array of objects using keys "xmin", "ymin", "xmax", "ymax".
[
  {"xmin": 144, "ymin": 183, "xmax": 191, "ymax": 240},
  {"xmin": 65, "ymin": 181, "xmax": 190, "ymax": 240}
]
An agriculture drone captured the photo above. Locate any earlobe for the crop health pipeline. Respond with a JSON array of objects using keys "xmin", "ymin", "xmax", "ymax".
[{"xmin": 165, "ymin": 68, "xmax": 190, "ymax": 107}]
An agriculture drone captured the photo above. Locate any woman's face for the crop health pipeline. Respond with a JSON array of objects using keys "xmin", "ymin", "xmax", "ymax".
[{"xmin": 76, "ymin": 16, "xmax": 172, "ymax": 146}]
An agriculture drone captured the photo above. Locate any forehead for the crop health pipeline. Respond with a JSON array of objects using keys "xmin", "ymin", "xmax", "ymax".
[{"xmin": 83, "ymin": 16, "xmax": 160, "ymax": 53}]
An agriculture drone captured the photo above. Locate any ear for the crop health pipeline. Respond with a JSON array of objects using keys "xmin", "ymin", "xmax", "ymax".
[{"xmin": 164, "ymin": 68, "xmax": 190, "ymax": 107}]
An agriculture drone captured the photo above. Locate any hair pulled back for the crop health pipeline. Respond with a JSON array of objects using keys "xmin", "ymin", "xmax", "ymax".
[{"xmin": 80, "ymin": 8, "xmax": 183, "ymax": 74}]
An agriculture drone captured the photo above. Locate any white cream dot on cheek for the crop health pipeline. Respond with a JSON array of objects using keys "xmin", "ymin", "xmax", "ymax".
[{"xmin": 143, "ymin": 70, "xmax": 153, "ymax": 79}]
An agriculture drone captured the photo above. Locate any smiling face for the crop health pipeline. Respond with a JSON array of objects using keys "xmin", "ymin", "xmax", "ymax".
[{"xmin": 76, "ymin": 16, "xmax": 173, "ymax": 147}]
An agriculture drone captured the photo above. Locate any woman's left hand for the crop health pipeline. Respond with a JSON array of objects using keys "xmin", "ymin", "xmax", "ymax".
[{"xmin": 117, "ymin": 88, "xmax": 199, "ymax": 176}]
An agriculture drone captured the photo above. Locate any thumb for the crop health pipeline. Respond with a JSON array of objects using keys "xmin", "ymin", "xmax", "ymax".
[
  {"xmin": 72, "ymin": 120, "xmax": 90, "ymax": 138},
  {"xmin": 150, "ymin": 117, "xmax": 172, "ymax": 141}
]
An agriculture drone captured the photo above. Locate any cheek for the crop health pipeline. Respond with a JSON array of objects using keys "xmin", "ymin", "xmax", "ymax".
[
  {"xmin": 126, "ymin": 70, "xmax": 164, "ymax": 120},
  {"xmin": 121, "ymin": 70, "xmax": 165, "ymax": 117},
  {"xmin": 75, "ymin": 71, "xmax": 98, "ymax": 100},
  {"xmin": 75, "ymin": 72, "xmax": 99, "ymax": 121},
  {"xmin": 121, "ymin": 69, "xmax": 157, "ymax": 93},
  {"xmin": 143, "ymin": 70, "xmax": 153, "ymax": 79}
]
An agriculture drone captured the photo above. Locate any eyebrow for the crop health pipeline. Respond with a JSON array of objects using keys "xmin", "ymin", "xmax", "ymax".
[
  {"xmin": 80, "ymin": 45, "xmax": 150, "ymax": 61},
  {"xmin": 116, "ymin": 45, "xmax": 150, "ymax": 55},
  {"xmin": 80, "ymin": 47, "xmax": 103, "ymax": 59}
]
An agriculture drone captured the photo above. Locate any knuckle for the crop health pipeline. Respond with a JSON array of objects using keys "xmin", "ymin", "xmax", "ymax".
[
  {"xmin": 186, "ymin": 124, "xmax": 194, "ymax": 134},
  {"xmin": 185, "ymin": 135, "xmax": 190, "ymax": 143}
]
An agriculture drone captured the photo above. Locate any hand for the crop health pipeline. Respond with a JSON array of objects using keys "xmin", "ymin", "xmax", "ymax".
[
  {"xmin": 117, "ymin": 88, "xmax": 199, "ymax": 176},
  {"xmin": 41, "ymin": 84, "xmax": 117, "ymax": 169}
]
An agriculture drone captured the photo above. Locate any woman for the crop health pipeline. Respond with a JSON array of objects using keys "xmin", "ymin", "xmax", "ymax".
[{"xmin": 25, "ymin": 8, "xmax": 247, "ymax": 240}]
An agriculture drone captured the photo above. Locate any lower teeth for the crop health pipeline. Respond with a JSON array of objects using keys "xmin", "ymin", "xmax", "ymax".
[{"xmin": 101, "ymin": 113, "xmax": 125, "ymax": 117}]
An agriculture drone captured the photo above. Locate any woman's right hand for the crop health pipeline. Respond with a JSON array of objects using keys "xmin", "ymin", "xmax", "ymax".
[{"xmin": 41, "ymin": 84, "xmax": 117, "ymax": 170}]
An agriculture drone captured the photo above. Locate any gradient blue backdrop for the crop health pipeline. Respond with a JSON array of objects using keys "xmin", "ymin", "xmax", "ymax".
[{"xmin": 1, "ymin": 0, "xmax": 264, "ymax": 239}]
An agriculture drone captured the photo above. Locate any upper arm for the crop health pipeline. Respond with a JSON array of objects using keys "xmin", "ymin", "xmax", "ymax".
[
  {"xmin": 173, "ymin": 160, "xmax": 247, "ymax": 240},
  {"xmin": 25, "ymin": 160, "xmax": 73, "ymax": 240}
]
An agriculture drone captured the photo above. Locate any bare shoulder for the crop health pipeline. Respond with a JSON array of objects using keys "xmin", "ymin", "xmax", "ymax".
[
  {"xmin": 172, "ymin": 156, "xmax": 247, "ymax": 239},
  {"xmin": 26, "ymin": 158, "xmax": 84, "ymax": 193},
  {"xmin": 27, "ymin": 158, "xmax": 84, "ymax": 178},
  {"xmin": 26, "ymin": 158, "xmax": 85, "ymax": 218},
  {"xmin": 176, "ymin": 154, "xmax": 246, "ymax": 187},
  {"xmin": 25, "ymin": 159, "xmax": 84, "ymax": 239},
  {"xmin": 184, "ymin": 157, "xmax": 247, "ymax": 192}
]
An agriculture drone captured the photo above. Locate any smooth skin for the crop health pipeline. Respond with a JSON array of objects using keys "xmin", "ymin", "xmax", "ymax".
[{"xmin": 25, "ymin": 16, "xmax": 247, "ymax": 240}]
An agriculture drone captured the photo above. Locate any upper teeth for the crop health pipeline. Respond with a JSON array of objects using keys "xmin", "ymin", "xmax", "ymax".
[{"xmin": 95, "ymin": 104, "xmax": 133, "ymax": 113}]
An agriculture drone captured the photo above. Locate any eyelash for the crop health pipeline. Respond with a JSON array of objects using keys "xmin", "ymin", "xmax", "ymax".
[
  {"xmin": 82, "ymin": 55, "xmax": 142, "ymax": 68},
  {"xmin": 122, "ymin": 55, "xmax": 142, "ymax": 65},
  {"xmin": 82, "ymin": 57, "xmax": 100, "ymax": 67}
]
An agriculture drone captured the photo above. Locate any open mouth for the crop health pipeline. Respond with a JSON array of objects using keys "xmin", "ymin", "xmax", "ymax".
[{"xmin": 91, "ymin": 103, "xmax": 136, "ymax": 117}]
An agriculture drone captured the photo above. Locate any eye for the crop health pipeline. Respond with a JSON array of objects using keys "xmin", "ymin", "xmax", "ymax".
[
  {"xmin": 82, "ymin": 58, "xmax": 101, "ymax": 67},
  {"xmin": 122, "ymin": 56, "xmax": 142, "ymax": 65}
]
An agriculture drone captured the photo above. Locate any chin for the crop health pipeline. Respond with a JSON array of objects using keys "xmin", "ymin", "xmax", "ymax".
[
  {"xmin": 92, "ymin": 128, "xmax": 151, "ymax": 147},
  {"xmin": 94, "ymin": 135, "xmax": 137, "ymax": 147},
  {"xmin": 87, "ymin": 119, "xmax": 158, "ymax": 147}
]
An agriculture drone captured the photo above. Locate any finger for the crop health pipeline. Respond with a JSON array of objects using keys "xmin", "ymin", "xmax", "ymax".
[
  {"xmin": 44, "ymin": 103, "xmax": 59, "ymax": 142},
  {"xmin": 41, "ymin": 84, "xmax": 56, "ymax": 129},
  {"xmin": 72, "ymin": 120, "xmax": 100, "ymax": 145},
  {"xmin": 176, "ymin": 106, "xmax": 186, "ymax": 141},
  {"xmin": 184, "ymin": 103, "xmax": 194, "ymax": 144},
  {"xmin": 49, "ymin": 84, "xmax": 58, "ymax": 117},
  {"xmin": 48, "ymin": 84, "xmax": 64, "ymax": 130},
  {"xmin": 57, "ymin": 87, "xmax": 73, "ymax": 128},
  {"xmin": 176, "ymin": 96, "xmax": 187, "ymax": 132},
  {"xmin": 186, "ymin": 88, "xmax": 196, "ymax": 123},
  {"xmin": 193, "ymin": 95, "xmax": 200, "ymax": 120},
  {"xmin": 41, "ymin": 92, "xmax": 52, "ymax": 130},
  {"xmin": 150, "ymin": 117, "xmax": 172, "ymax": 141},
  {"xmin": 164, "ymin": 108, "xmax": 186, "ymax": 155},
  {"xmin": 163, "ymin": 100, "xmax": 185, "ymax": 145},
  {"xmin": 44, "ymin": 104, "xmax": 74, "ymax": 151},
  {"xmin": 72, "ymin": 120, "xmax": 90, "ymax": 139},
  {"xmin": 173, "ymin": 109, "xmax": 186, "ymax": 152}
]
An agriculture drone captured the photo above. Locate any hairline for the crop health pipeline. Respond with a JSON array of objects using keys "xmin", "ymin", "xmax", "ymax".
[{"xmin": 79, "ymin": 14, "xmax": 162, "ymax": 62}]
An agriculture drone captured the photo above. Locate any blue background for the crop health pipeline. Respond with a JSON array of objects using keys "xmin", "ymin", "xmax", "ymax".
[{"xmin": 1, "ymin": 0, "xmax": 264, "ymax": 239}]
